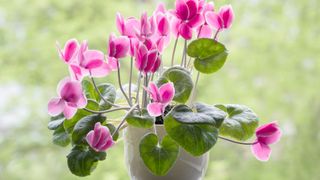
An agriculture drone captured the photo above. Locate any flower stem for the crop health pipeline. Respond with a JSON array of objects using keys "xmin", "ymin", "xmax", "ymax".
[
  {"xmin": 128, "ymin": 57, "xmax": 133, "ymax": 105},
  {"xmin": 171, "ymin": 37, "xmax": 179, "ymax": 66},
  {"xmin": 112, "ymin": 104, "xmax": 138, "ymax": 137},
  {"xmin": 189, "ymin": 71, "xmax": 200, "ymax": 105},
  {"xmin": 213, "ymin": 29, "xmax": 220, "ymax": 40},
  {"xmin": 142, "ymin": 74, "xmax": 148, "ymax": 108},
  {"xmin": 218, "ymin": 136, "xmax": 256, "ymax": 145},
  {"xmin": 117, "ymin": 60, "xmax": 132, "ymax": 106},
  {"xmin": 83, "ymin": 106, "xmax": 131, "ymax": 114},
  {"xmin": 90, "ymin": 76, "xmax": 120, "ymax": 108},
  {"xmin": 135, "ymin": 72, "xmax": 142, "ymax": 111}
]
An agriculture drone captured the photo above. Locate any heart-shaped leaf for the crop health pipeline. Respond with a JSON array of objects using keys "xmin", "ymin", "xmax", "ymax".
[
  {"xmin": 139, "ymin": 133, "xmax": 179, "ymax": 176},
  {"xmin": 157, "ymin": 66, "xmax": 193, "ymax": 103},
  {"xmin": 164, "ymin": 103, "xmax": 223, "ymax": 156},
  {"xmin": 48, "ymin": 114, "xmax": 65, "ymax": 130},
  {"xmin": 126, "ymin": 109, "xmax": 154, "ymax": 128},
  {"xmin": 187, "ymin": 38, "xmax": 228, "ymax": 74},
  {"xmin": 52, "ymin": 125, "xmax": 70, "ymax": 147},
  {"xmin": 171, "ymin": 103, "xmax": 227, "ymax": 127},
  {"xmin": 216, "ymin": 104, "xmax": 259, "ymax": 141},
  {"xmin": 97, "ymin": 83, "xmax": 116, "ymax": 110},
  {"xmin": 67, "ymin": 146, "xmax": 106, "ymax": 177},
  {"xmin": 64, "ymin": 99, "xmax": 99, "ymax": 134},
  {"xmin": 72, "ymin": 114, "xmax": 106, "ymax": 144}
]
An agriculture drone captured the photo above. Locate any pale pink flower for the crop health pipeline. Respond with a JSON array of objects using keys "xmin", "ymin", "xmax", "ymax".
[
  {"xmin": 146, "ymin": 82, "xmax": 175, "ymax": 117},
  {"xmin": 48, "ymin": 77, "xmax": 87, "ymax": 119},
  {"xmin": 205, "ymin": 5, "xmax": 234, "ymax": 31},
  {"xmin": 56, "ymin": 39, "xmax": 79, "ymax": 64}
]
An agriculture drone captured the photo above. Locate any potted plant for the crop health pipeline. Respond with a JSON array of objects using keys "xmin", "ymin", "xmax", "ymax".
[{"xmin": 47, "ymin": 0, "xmax": 282, "ymax": 179}]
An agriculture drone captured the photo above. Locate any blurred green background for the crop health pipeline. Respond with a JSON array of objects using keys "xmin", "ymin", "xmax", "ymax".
[{"xmin": 0, "ymin": 0, "xmax": 319, "ymax": 179}]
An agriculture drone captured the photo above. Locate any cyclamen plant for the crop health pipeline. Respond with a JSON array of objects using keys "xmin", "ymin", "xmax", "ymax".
[{"xmin": 48, "ymin": 0, "xmax": 281, "ymax": 177}]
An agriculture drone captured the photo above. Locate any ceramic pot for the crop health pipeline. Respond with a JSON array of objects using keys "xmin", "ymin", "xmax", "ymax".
[{"xmin": 123, "ymin": 125, "xmax": 209, "ymax": 180}]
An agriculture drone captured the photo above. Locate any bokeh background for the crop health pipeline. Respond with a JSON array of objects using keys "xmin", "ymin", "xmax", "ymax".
[{"xmin": 1, "ymin": 0, "xmax": 319, "ymax": 179}]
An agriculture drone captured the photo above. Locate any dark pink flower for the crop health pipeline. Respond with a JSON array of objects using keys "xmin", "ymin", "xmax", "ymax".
[
  {"xmin": 172, "ymin": 0, "xmax": 204, "ymax": 40},
  {"xmin": 146, "ymin": 82, "xmax": 175, "ymax": 117},
  {"xmin": 56, "ymin": 39, "xmax": 79, "ymax": 64},
  {"xmin": 205, "ymin": 5, "xmax": 234, "ymax": 31},
  {"xmin": 251, "ymin": 121, "xmax": 282, "ymax": 161},
  {"xmin": 48, "ymin": 77, "xmax": 87, "ymax": 119},
  {"xmin": 134, "ymin": 42, "xmax": 160, "ymax": 74},
  {"xmin": 108, "ymin": 34, "xmax": 130, "ymax": 59},
  {"xmin": 152, "ymin": 10, "xmax": 171, "ymax": 52},
  {"xmin": 86, "ymin": 122, "xmax": 114, "ymax": 152}
]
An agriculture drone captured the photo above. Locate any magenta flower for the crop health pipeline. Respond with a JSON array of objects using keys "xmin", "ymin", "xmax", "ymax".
[
  {"xmin": 205, "ymin": 5, "xmax": 234, "ymax": 31},
  {"xmin": 251, "ymin": 121, "xmax": 282, "ymax": 161},
  {"xmin": 68, "ymin": 40, "xmax": 111, "ymax": 81},
  {"xmin": 146, "ymin": 82, "xmax": 175, "ymax": 117},
  {"xmin": 56, "ymin": 39, "xmax": 79, "ymax": 64},
  {"xmin": 171, "ymin": 0, "xmax": 204, "ymax": 40},
  {"xmin": 134, "ymin": 42, "xmax": 160, "ymax": 74},
  {"xmin": 86, "ymin": 122, "xmax": 115, "ymax": 152},
  {"xmin": 48, "ymin": 77, "xmax": 87, "ymax": 119},
  {"xmin": 107, "ymin": 34, "xmax": 130, "ymax": 70},
  {"xmin": 197, "ymin": 2, "xmax": 215, "ymax": 38}
]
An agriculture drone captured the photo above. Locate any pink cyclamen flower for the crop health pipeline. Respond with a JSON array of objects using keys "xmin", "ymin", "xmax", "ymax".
[
  {"xmin": 205, "ymin": 5, "xmax": 234, "ymax": 31},
  {"xmin": 197, "ymin": 2, "xmax": 215, "ymax": 38},
  {"xmin": 56, "ymin": 39, "xmax": 79, "ymax": 63},
  {"xmin": 172, "ymin": 0, "xmax": 204, "ymax": 40},
  {"xmin": 134, "ymin": 42, "xmax": 160, "ymax": 74},
  {"xmin": 107, "ymin": 34, "xmax": 130, "ymax": 70},
  {"xmin": 69, "ymin": 41, "xmax": 111, "ymax": 80},
  {"xmin": 48, "ymin": 77, "xmax": 87, "ymax": 119},
  {"xmin": 86, "ymin": 122, "xmax": 115, "ymax": 152},
  {"xmin": 153, "ymin": 10, "xmax": 171, "ymax": 52},
  {"xmin": 146, "ymin": 82, "xmax": 175, "ymax": 117},
  {"xmin": 251, "ymin": 121, "xmax": 282, "ymax": 161}
]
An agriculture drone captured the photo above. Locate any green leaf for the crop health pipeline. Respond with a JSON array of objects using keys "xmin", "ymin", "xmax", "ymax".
[
  {"xmin": 164, "ymin": 104, "xmax": 221, "ymax": 156},
  {"xmin": 52, "ymin": 125, "xmax": 70, "ymax": 147},
  {"xmin": 157, "ymin": 66, "xmax": 193, "ymax": 103},
  {"xmin": 194, "ymin": 52, "xmax": 228, "ymax": 74},
  {"xmin": 126, "ymin": 109, "xmax": 154, "ymax": 128},
  {"xmin": 97, "ymin": 83, "xmax": 116, "ymax": 110},
  {"xmin": 216, "ymin": 104, "xmax": 259, "ymax": 141},
  {"xmin": 48, "ymin": 114, "xmax": 65, "ymax": 130},
  {"xmin": 170, "ymin": 103, "xmax": 227, "ymax": 127},
  {"xmin": 72, "ymin": 114, "xmax": 106, "ymax": 144},
  {"xmin": 187, "ymin": 38, "xmax": 225, "ymax": 59},
  {"xmin": 139, "ymin": 133, "xmax": 179, "ymax": 176},
  {"xmin": 105, "ymin": 123, "xmax": 119, "ymax": 141},
  {"xmin": 67, "ymin": 146, "xmax": 106, "ymax": 177},
  {"xmin": 82, "ymin": 79, "xmax": 98, "ymax": 100},
  {"xmin": 187, "ymin": 38, "xmax": 228, "ymax": 74},
  {"xmin": 63, "ymin": 99, "xmax": 99, "ymax": 134}
]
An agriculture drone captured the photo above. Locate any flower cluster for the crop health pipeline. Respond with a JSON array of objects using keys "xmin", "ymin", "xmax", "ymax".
[{"xmin": 47, "ymin": 0, "xmax": 281, "ymax": 177}]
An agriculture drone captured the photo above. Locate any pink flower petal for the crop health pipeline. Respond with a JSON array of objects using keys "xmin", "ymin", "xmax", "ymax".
[
  {"xmin": 150, "ymin": 56, "xmax": 161, "ymax": 73},
  {"xmin": 197, "ymin": 24, "xmax": 213, "ymax": 38},
  {"xmin": 114, "ymin": 36, "xmax": 130, "ymax": 58},
  {"xmin": 63, "ymin": 104, "xmax": 77, "ymax": 119},
  {"xmin": 186, "ymin": 0, "xmax": 198, "ymax": 19},
  {"xmin": 205, "ymin": 11, "xmax": 223, "ymax": 30},
  {"xmin": 82, "ymin": 50, "xmax": 104, "ymax": 69},
  {"xmin": 148, "ymin": 82, "xmax": 161, "ymax": 102},
  {"xmin": 107, "ymin": 57, "xmax": 119, "ymax": 71},
  {"xmin": 56, "ymin": 39, "xmax": 79, "ymax": 63},
  {"xmin": 219, "ymin": 5, "xmax": 234, "ymax": 29},
  {"xmin": 116, "ymin": 13, "xmax": 125, "ymax": 35},
  {"xmin": 170, "ymin": 17, "xmax": 181, "ymax": 38},
  {"xmin": 175, "ymin": 0, "xmax": 190, "ymax": 20},
  {"xmin": 159, "ymin": 82, "xmax": 175, "ymax": 104},
  {"xmin": 144, "ymin": 50, "xmax": 158, "ymax": 73},
  {"xmin": 256, "ymin": 122, "xmax": 282, "ymax": 145},
  {"xmin": 187, "ymin": 13, "xmax": 204, "ymax": 28},
  {"xmin": 179, "ymin": 22, "xmax": 193, "ymax": 40},
  {"xmin": 48, "ymin": 98, "xmax": 65, "ymax": 116},
  {"xmin": 90, "ymin": 62, "xmax": 111, "ymax": 78},
  {"xmin": 92, "ymin": 122, "xmax": 103, "ymax": 147},
  {"xmin": 69, "ymin": 64, "xmax": 86, "ymax": 81},
  {"xmin": 76, "ymin": 93, "xmax": 87, "ymax": 108},
  {"xmin": 251, "ymin": 142, "xmax": 271, "ymax": 162},
  {"xmin": 157, "ymin": 15, "xmax": 170, "ymax": 36},
  {"xmin": 147, "ymin": 102, "xmax": 164, "ymax": 117}
]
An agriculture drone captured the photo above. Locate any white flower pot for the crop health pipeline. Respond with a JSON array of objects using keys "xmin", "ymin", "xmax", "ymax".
[{"xmin": 123, "ymin": 125, "xmax": 209, "ymax": 180}]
